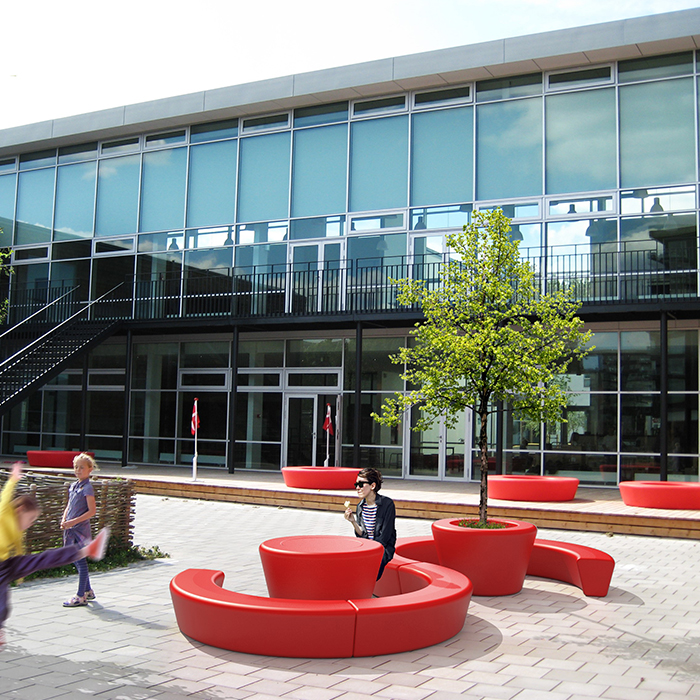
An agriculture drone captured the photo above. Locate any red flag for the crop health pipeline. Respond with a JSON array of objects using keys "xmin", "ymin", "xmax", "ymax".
[
  {"xmin": 322, "ymin": 403, "xmax": 333, "ymax": 436},
  {"xmin": 191, "ymin": 398, "xmax": 200, "ymax": 436}
]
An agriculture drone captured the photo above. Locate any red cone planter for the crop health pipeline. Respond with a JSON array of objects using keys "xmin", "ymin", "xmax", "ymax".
[{"xmin": 431, "ymin": 518, "xmax": 537, "ymax": 596}]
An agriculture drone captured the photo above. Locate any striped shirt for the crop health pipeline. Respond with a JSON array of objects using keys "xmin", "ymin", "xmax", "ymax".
[{"xmin": 362, "ymin": 503, "xmax": 378, "ymax": 539}]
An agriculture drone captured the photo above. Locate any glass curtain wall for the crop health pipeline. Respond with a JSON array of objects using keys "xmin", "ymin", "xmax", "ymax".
[
  {"xmin": 4, "ymin": 52, "xmax": 700, "ymax": 319},
  {"xmin": 0, "ymin": 328, "xmax": 697, "ymax": 483},
  {"xmin": 478, "ymin": 329, "xmax": 700, "ymax": 484},
  {"xmin": 343, "ymin": 336, "xmax": 404, "ymax": 476}
]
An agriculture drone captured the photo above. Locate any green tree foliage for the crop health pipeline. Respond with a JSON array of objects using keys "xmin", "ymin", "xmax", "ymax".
[
  {"xmin": 373, "ymin": 209, "xmax": 592, "ymax": 524},
  {"xmin": 0, "ymin": 227, "xmax": 11, "ymax": 324}
]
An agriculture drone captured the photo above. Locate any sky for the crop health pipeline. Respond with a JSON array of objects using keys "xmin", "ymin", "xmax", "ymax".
[{"xmin": 1, "ymin": 0, "xmax": 698, "ymax": 131}]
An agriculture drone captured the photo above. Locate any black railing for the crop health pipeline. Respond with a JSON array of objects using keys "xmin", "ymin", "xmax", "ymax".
[
  {"xmin": 8, "ymin": 282, "xmax": 82, "ymax": 327},
  {"xmin": 7, "ymin": 246, "xmax": 700, "ymax": 325},
  {"xmin": 0, "ymin": 284, "xmax": 125, "ymax": 412}
]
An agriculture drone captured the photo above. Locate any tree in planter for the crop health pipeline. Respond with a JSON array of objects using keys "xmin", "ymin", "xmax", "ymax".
[{"xmin": 372, "ymin": 208, "xmax": 592, "ymax": 525}]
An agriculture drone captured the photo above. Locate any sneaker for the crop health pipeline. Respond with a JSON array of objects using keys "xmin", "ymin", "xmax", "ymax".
[
  {"xmin": 63, "ymin": 595, "xmax": 87, "ymax": 608},
  {"xmin": 85, "ymin": 527, "xmax": 111, "ymax": 561},
  {"xmin": 85, "ymin": 590, "xmax": 95, "ymax": 601}
]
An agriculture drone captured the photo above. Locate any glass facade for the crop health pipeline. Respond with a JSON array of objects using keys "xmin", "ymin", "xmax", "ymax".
[
  {"xmin": 2, "ymin": 326, "xmax": 695, "ymax": 485},
  {"xmin": 0, "ymin": 48, "xmax": 699, "ymax": 483},
  {"xmin": 3, "ymin": 54, "xmax": 700, "ymax": 304}
]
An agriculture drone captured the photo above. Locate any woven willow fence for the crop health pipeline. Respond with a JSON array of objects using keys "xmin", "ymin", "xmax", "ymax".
[{"xmin": 0, "ymin": 470, "xmax": 135, "ymax": 553}]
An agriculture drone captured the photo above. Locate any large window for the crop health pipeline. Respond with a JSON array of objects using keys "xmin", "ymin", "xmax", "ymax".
[
  {"xmin": 411, "ymin": 107, "xmax": 473, "ymax": 206},
  {"xmin": 545, "ymin": 88, "xmax": 616, "ymax": 194},
  {"xmin": 292, "ymin": 124, "xmax": 347, "ymax": 217},
  {"xmin": 343, "ymin": 336, "xmax": 404, "ymax": 391},
  {"xmin": 96, "ymin": 154, "xmax": 140, "ymax": 237},
  {"xmin": 0, "ymin": 173, "xmax": 15, "ymax": 246},
  {"xmin": 54, "ymin": 161, "xmax": 96, "ymax": 240},
  {"xmin": 235, "ymin": 392, "xmax": 283, "ymax": 470},
  {"xmin": 350, "ymin": 116, "xmax": 408, "ymax": 212},
  {"xmin": 187, "ymin": 140, "xmax": 238, "ymax": 228},
  {"xmin": 476, "ymin": 98, "xmax": 542, "ymax": 200},
  {"xmin": 620, "ymin": 78, "xmax": 695, "ymax": 188},
  {"xmin": 140, "ymin": 148, "xmax": 187, "ymax": 232},
  {"xmin": 238, "ymin": 132, "xmax": 291, "ymax": 222},
  {"xmin": 16, "ymin": 168, "xmax": 54, "ymax": 245}
]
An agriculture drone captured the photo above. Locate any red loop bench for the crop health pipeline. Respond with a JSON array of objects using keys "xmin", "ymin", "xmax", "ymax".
[
  {"xmin": 27, "ymin": 450, "xmax": 95, "ymax": 468},
  {"xmin": 619, "ymin": 481, "xmax": 700, "ymax": 509},
  {"xmin": 170, "ymin": 555, "xmax": 472, "ymax": 657},
  {"xmin": 171, "ymin": 528, "xmax": 614, "ymax": 657},
  {"xmin": 526, "ymin": 539, "xmax": 615, "ymax": 597},
  {"xmin": 395, "ymin": 534, "xmax": 614, "ymax": 597}
]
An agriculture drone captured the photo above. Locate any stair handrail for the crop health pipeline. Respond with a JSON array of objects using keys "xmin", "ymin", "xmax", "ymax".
[
  {"xmin": 0, "ymin": 283, "xmax": 124, "ymax": 373},
  {"xmin": 0, "ymin": 285, "xmax": 80, "ymax": 342}
]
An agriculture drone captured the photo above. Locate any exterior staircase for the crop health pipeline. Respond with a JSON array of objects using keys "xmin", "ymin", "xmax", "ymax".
[{"xmin": 0, "ymin": 286, "xmax": 124, "ymax": 415}]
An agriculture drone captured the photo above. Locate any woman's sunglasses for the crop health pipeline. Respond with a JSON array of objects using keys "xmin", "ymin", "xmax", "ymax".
[{"xmin": 354, "ymin": 481, "xmax": 369, "ymax": 488}]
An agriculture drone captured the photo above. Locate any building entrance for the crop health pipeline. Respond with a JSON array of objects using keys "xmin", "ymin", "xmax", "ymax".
[{"xmin": 284, "ymin": 393, "xmax": 340, "ymax": 467}]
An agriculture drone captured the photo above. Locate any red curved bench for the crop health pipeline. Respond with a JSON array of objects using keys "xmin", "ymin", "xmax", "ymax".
[
  {"xmin": 489, "ymin": 475, "xmax": 579, "ymax": 502},
  {"xmin": 393, "ymin": 536, "xmax": 440, "ymax": 566},
  {"xmin": 27, "ymin": 450, "xmax": 95, "ymax": 468},
  {"xmin": 170, "ymin": 558, "xmax": 472, "ymax": 657},
  {"xmin": 353, "ymin": 558, "xmax": 472, "ymax": 657},
  {"xmin": 170, "ymin": 569, "xmax": 356, "ymax": 658},
  {"xmin": 526, "ymin": 539, "xmax": 614, "ymax": 597},
  {"xmin": 281, "ymin": 466, "xmax": 361, "ymax": 490},
  {"xmin": 395, "ymin": 534, "xmax": 614, "ymax": 597},
  {"xmin": 619, "ymin": 481, "xmax": 700, "ymax": 509}
]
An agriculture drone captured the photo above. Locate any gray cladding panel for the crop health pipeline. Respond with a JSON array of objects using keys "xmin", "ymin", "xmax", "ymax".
[
  {"xmin": 393, "ymin": 40, "xmax": 505, "ymax": 81},
  {"xmin": 292, "ymin": 59, "xmax": 395, "ymax": 96},
  {"xmin": 124, "ymin": 92, "xmax": 206, "ymax": 126},
  {"xmin": 621, "ymin": 7, "xmax": 700, "ymax": 44},
  {"xmin": 0, "ymin": 121, "xmax": 54, "ymax": 150},
  {"xmin": 505, "ymin": 24, "xmax": 626, "ymax": 63},
  {"xmin": 51, "ymin": 107, "xmax": 127, "ymax": 139},
  {"xmin": 205, "ymin": 76, "xmax": 295, "ymax": 112}
]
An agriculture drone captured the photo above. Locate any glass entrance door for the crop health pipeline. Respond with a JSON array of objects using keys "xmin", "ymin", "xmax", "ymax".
[
  {"xmin": 289, "ymin": 242, "xmax": 344, "ymax": 314},
  {"xmin": 284, "ymin": 394, "xmax": 340, "ymax": 466},
  {"xmin": 408, "ymin": 406, "xmax": 471, "ymax": 479}
]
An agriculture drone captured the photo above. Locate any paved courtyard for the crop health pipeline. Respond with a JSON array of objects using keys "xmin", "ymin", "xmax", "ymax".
[{"xmin": 0, "ymin": 494, "xmax": 699, "ymax": 699}]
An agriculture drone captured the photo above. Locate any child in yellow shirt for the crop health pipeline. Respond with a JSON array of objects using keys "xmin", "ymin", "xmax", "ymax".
[
  {"xmin": 0, "ymin": 462, "xmax": 28, "ymax": 561},
  {"xmin": 0, "ymin": 462, "xmax": 109, "ymax": 645}
]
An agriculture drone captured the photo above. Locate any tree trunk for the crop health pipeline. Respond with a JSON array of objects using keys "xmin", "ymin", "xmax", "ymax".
[{"xmin": 479, "ymin": 410, "xmax": 489, "ymax": 524}]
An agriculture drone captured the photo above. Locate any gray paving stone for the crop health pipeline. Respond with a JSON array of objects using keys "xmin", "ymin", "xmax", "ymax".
[
  {"xmin": 0, "ymin": 494, "xmax": 698, "ymax": 700},
  {"xmin": 3, "ymin": 687, "xmax": 71, "ymax": 700}
]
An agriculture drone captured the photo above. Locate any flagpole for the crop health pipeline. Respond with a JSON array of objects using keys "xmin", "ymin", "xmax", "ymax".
[
  {"xmin": 192, "ymin": 397, "xmax": 198, "ymax": 481},
  {"xmin": 323, "ymin": 403, "xmax": 331, "ymax": 467},
  {"xmin": 193, "ymin": 426, "xmax": 198, "ymax": 481}
]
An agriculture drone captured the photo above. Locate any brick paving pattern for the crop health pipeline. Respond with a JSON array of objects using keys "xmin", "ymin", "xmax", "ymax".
[{"xmin": 0, "ymin": 494, "xmax": 698, "ymax": 699}]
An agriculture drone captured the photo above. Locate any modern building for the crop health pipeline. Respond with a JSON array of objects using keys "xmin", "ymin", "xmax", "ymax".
[{"xmin": 1, "ymin": 8, "xmax": 700, "ymax": 485}]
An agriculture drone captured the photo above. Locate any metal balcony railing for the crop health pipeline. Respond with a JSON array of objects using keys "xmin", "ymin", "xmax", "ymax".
[{"xmin": 6, "ymin": 246, "xmax": 700, "ymax": 326}]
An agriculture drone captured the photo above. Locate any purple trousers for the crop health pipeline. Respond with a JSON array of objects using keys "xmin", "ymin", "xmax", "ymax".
[{"xmin": 0, "ymin": 544, "xmax": 81, "ymax": 627}]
